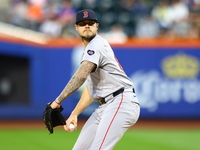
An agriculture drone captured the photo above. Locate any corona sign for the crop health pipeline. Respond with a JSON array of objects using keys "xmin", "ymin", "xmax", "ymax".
[
  {"xmin": 128, "ymin": 50, "xmax": 200, "ymax": 118},
  {"xmin": 162, "ymin": 53, "xmax": 199, "ymax": 78}
]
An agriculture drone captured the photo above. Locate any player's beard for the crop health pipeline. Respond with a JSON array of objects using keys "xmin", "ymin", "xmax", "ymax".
[{"xmin": 80, "ymin": 30, "xmax": 96, "ymax": 42}]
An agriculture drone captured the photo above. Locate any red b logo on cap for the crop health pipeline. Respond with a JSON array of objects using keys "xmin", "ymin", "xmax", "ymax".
[{"xmin": 83, "ymin": 11, "xmax": 88, "ymax": 18}]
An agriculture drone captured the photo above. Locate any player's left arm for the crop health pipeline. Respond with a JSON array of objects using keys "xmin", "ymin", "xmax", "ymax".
[
  {"xmin": 64, "ymin": 85, "xmax": 93, "ymax": 132},
  {"xmin": 51, "ymin": 60, "xmax": 96, "ymax": 109}
]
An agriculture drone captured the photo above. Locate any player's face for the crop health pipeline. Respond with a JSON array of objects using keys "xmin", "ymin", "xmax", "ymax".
[{"xmin": 75, "ymin": 20, "xmax": 99, "ymax": 41}]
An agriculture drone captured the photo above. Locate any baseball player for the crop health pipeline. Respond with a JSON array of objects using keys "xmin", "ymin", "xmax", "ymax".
[{"xmin": 50, "ymin": 9, "xmax": 140, "ymax": 150}]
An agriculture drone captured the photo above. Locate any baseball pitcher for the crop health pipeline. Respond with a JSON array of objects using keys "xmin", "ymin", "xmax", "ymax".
[{"xmin": 43, "ymin": 9, "xmax": 140, "ymax": 150}]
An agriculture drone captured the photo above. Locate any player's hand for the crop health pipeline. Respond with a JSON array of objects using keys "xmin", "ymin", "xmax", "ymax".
[
  {"xmin": 50, "ymin": 101, "xmax": 61, "ymax": 109},
  {"xmin": 64, "ymin": 114, "xmax": 78, "ymax": 132}
]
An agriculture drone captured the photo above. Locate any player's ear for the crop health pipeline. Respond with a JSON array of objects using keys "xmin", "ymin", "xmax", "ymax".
[
  {"xmin": 96, "ymin": 23, "xmax": 99, "ymax": 29},
  {"xmin": 75, "ymin": 24, "xmax": 78, "ymax": 31}
]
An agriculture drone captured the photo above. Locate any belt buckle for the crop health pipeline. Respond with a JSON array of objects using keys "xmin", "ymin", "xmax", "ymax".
[{"xmin": 98, "ymin": 98, "xmax": 105, "ymax": 105}]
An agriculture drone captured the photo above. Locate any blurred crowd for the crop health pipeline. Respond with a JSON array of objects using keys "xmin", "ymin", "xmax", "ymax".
[{"xmin": 0, "ymin": 0, "xmax": 199, "ymax": 39}]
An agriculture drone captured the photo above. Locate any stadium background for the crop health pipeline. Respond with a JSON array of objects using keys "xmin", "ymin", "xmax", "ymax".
[{"xmin": 0, "ymin": 0, "xmax": 200, "ymax": 149}]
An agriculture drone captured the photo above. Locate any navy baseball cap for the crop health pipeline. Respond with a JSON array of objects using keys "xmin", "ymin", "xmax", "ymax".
[{"xmin": 76, "ymin": 9, "xmax": 98, "ymax": 24}]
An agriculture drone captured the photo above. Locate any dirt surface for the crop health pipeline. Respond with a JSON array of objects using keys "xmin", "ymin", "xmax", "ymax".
[{"xmin": 0, "ymin": 119, "xmax": 200, "ymax": 130}]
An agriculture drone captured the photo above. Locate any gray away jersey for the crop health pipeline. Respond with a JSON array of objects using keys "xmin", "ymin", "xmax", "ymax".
[{"xmin": 81, "ymin": 35, "xmax": 133, "ymax": 100}]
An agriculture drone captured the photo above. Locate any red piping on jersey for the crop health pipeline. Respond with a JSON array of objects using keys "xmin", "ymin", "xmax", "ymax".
[{"xmin": 98, "ymin": 93, "xmax": 124, "ymax": 150}]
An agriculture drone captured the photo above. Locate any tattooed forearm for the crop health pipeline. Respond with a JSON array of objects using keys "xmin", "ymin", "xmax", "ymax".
[{"xmin": 56, "ymin": 61, "xmax": 96, "ymax": 103}]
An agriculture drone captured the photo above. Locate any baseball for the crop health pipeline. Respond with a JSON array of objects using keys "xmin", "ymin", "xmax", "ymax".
[{"xmin": 69, "ymin": 123, "xmax": 75, "ymax": 132}]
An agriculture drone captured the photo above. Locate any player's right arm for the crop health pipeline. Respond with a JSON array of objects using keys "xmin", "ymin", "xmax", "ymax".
[
  {"xmin": 50, "ymin": 60, "xmax": 96, "ymax": 109},
  {"xmin": 64, "ymin": 85, "xmax": 93, "ymax": 132}
]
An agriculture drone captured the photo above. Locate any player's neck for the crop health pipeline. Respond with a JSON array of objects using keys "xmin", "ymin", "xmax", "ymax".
[
  {"xmin": 81, "ymin": 34, "xmax": 97, "ymax": 48},
  {"xmin": 81, "ymin": 38, "xmax": 92, "ymax": 48},
  {"xmin": 82, "ymin": 40, "xmax": 90, "ymax": 48}
]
